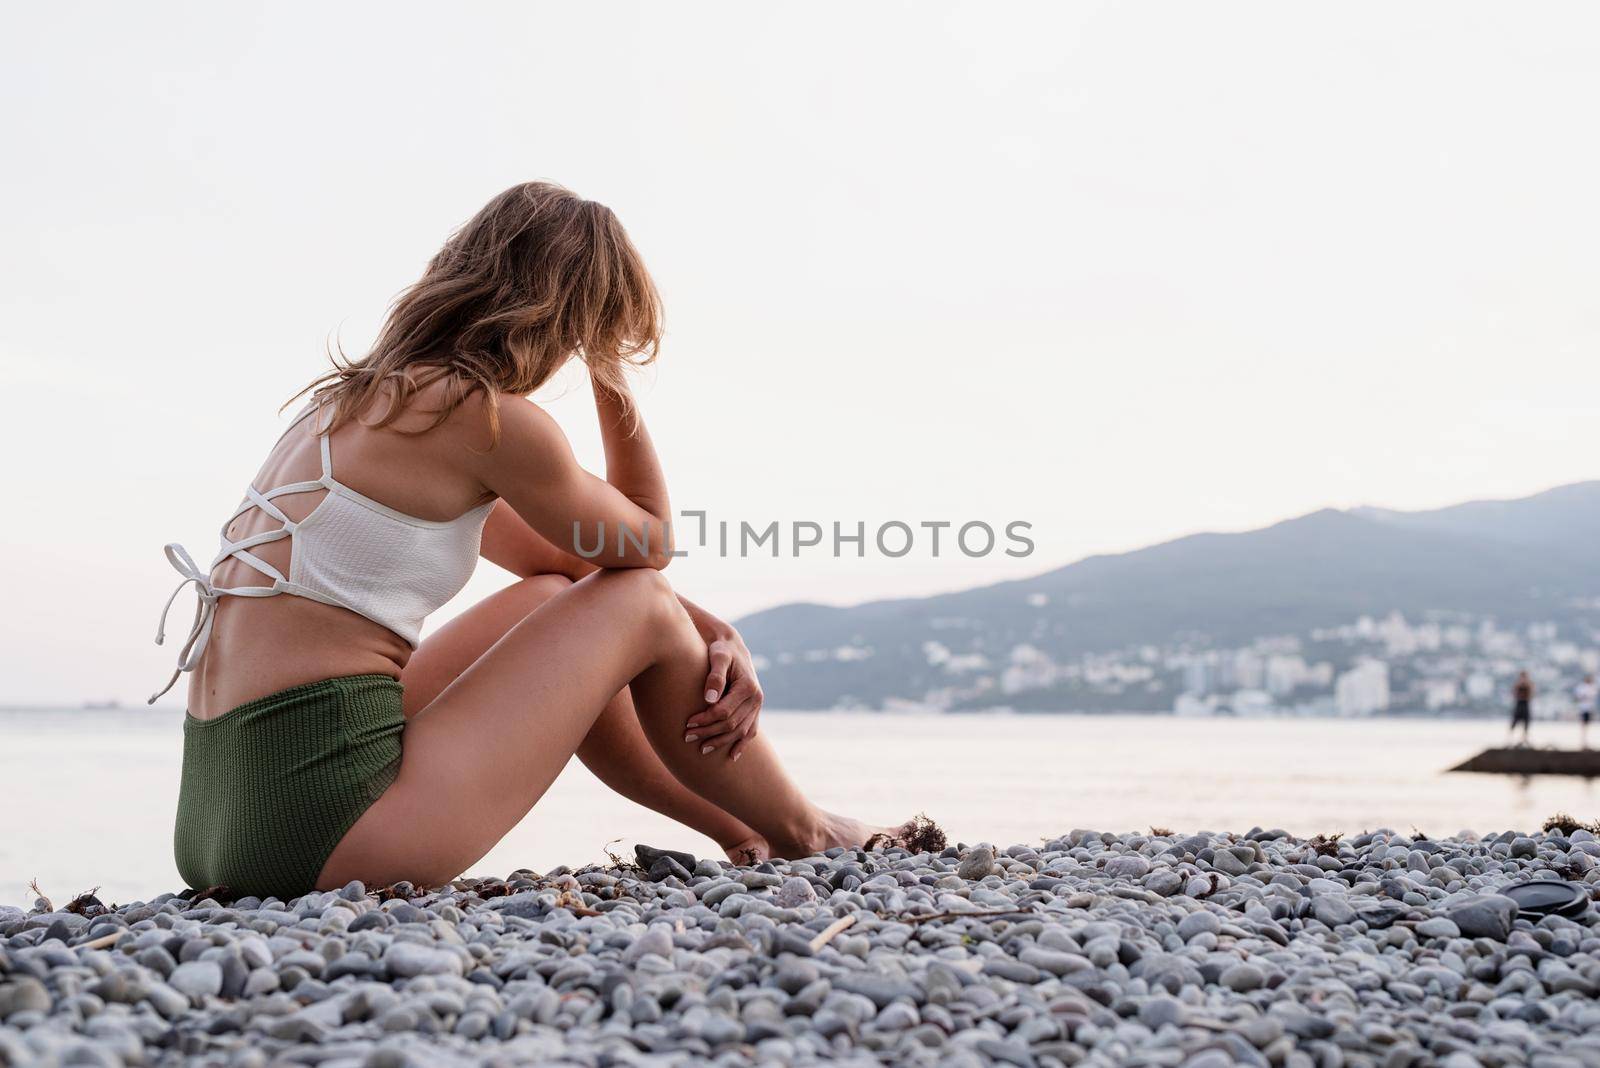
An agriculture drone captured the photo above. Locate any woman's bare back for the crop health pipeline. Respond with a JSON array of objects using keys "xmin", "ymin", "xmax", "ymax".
[{"xmin": 186, "ymin": 389, "xmax": 496, "ymax": 719}]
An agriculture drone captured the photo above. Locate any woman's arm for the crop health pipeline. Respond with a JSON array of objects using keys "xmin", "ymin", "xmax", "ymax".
[
  {"xmin": 478, "ymin": 501, "xmax": 598, "ymax": 582},
  {"xmin": 593, "ymin": 381, "xmax": 670, "ymax": 528},
  {"xmin": 472, "ymin": 384, "xmax": 674, "ymax": 570}
]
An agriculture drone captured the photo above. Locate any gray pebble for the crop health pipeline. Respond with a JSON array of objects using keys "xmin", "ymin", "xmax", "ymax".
[
  {"xmin": 383, "ymin": 941, "xmax": 463, "ymax": 978},
  {"xmin": 1417, "ymin": 916, "xmax": 1461, "ymax": 939},
  {"xmin": 957, "ymin": 846, "xmax": 996, "ymax": 880},
  {"xmin": 774, "ymin": 876, "xmax": 818, "ymax": 907},
  {"xmin": 1139, "ymin": 995, "xmax": 1186, "ymax": 1029},
  {"xmin": 1313, "ymin": 895, "xmax": 1357, "ymax": 927},
  {"xmin": 624, "ymin": 927, "xmax": 674, "ymax": 963},
  {"xmin": 1105, "ymin": 855, "xmax": 1151, "ymax": 879},
  {"xmin": 1220, "ymin": 962, "xmax": 1265, "ymax": 992},
  {"xmin": 168, "ymin": 960, "xmax": 223, "ymax": 1000},
  {"xmin": 1446, "ymin": 894, "xmax": 1518, "ymax": 940},
  {"xmin": 1178, "ymin": 910, "xmax": 1221, "ymax": 940},
  {"xmin": 0, "ymin": 978, "xmax": 50, "ymax": 1020}
]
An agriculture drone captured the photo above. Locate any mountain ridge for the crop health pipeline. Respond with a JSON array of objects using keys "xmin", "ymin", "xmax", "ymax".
[{"xmin": 734, "ymin": 482, "xmax": 1600, "ymax": 709}]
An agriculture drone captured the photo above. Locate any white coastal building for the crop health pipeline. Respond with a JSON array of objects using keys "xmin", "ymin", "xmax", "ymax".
[{"xmin": 1335, "ymin": 659, "xmax": 1390, "ymax": 716}]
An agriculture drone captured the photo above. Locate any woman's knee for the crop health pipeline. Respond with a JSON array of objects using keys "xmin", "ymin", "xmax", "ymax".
[
  {"xmin": 583, "ymin": 568, "xmax": 698, "ymax": 648},
  {"xmin": 510, "ymin": 572, "xmax": 574, "ymax": 612},
  {"xmin": 584, "ymin": 566, "xmax": 677, "ymax": 614}
]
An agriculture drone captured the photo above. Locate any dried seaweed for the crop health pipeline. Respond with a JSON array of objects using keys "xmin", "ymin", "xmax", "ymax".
[
  {"xmin": 1542, "ymin": 812, "xmax": 1600, "ymax": 836},
  {"xmin": 1307, "ymin": 833, "xmax": 1344, "ymax": 858},
  {"xmin": 181, "ymin": 884, "xmax": 235, "ymax": 905},
  {"xmin": 63, "ymin": 889, "xmax": 110, "ymax": 919},
  {"xmin": 895, "ymin": 813, "xmax": 947, "ymax": 854},
  {"xmin": 373, "ymin": 881, "xmax": 422, "ymax": 902}
]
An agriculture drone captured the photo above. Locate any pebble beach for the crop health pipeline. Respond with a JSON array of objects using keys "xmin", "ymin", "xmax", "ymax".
[{"xmin": 4, "ymin": 827, "xmax": 1600, "ymax": 1067}]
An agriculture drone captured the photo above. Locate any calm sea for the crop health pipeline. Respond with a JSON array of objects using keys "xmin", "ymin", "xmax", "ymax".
[{"xmin": 4, "ymin": 709, "xmax": 1596, "ymax": 906}]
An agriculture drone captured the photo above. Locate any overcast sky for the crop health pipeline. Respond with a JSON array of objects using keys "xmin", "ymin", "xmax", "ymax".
[{"xmin": 3, "ymin": 2, "xmax": 1597, "ymax": 705}]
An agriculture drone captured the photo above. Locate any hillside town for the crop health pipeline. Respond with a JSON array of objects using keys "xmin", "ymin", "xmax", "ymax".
[{"xmin": 781, "ymin": 611, "xmax": 1600, "ymax": 718}]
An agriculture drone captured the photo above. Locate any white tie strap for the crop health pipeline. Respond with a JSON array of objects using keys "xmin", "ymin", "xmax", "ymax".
[{"xmin": 150, "ymin": 543, "xmax": 220, "ymax": 703}]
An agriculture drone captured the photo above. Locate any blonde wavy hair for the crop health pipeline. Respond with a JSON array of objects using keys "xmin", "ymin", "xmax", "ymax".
[{"xmin": 293, "ymin": 181, "xmax": 662, "ymax": 440}]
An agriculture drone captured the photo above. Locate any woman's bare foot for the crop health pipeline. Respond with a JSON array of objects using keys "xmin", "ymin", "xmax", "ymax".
[
  {"xmin": 759, "ymin": 811, "xmax": 946, "ymax": 859},
  {"xmin": 723, "ymin": 834, "xmax": 770, "ymax": 866},
  {"xmin": 797, "ymin": 810, "xmax": 942, "ymax": 854},
  {"xmin": 816, "ymin": 811, "xmax": 896, "ymax": 853}
]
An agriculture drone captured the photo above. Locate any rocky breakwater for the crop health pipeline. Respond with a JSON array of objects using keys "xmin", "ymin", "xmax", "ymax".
[{"xmin": 3, "ymin": 829, "xmax": 1600, "ymax": 1066}]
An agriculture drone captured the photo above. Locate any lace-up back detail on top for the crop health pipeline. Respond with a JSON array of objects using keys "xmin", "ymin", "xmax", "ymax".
[{"xmin": 151, "ymin": 406, "xmax": 494, "ymax": 702}]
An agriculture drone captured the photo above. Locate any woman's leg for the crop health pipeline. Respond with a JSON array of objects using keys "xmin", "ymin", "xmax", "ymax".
[
  {"xmin": 399, "ymin": 572, "xmax": 765, "ymax": 859},
  {"xmin": 319, "ymin": 569, "xmax": 881, "ymax": 889}
]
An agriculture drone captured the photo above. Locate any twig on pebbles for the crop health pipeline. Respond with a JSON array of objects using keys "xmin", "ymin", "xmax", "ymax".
[
  {"xmin": 78, "ymin": 930, "xmax": 125, "ymax": 951},
  {"xmin": 553, "ymin": 890, "xmax": 601, "ymax": 917},
  {"xmin": 902, "ymin": 906, "xmax": 1040, "ymax": 925},
  {"xmin": 808, "ymin": 914, "xmax": 856, "ymax": 951}
]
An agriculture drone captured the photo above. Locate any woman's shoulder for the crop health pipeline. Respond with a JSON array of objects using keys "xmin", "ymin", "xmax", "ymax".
[
  {"xmin": 355, "ymin": 378, "xmax": 547, "ymax": 441},
  {"xmin": 410, "ymin": 387, "xmax": 573, "ymax": 482},
  {"xmin": 482, "ymin": 390, "xmax": 566, "ymax": 448},
  {"xmin": 339, "ymin": 378, "xmax": 570, "ymax": 475}
]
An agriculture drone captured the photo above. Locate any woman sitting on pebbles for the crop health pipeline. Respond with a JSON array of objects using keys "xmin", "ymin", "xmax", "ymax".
[{"xmin": 152, "ymin": 182, "xmax": 907, "ymax": 900}]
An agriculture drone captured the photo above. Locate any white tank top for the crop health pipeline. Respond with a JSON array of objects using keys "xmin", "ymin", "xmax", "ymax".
[{"xmin": 149, "ymin": 405, "xmax": 494, "ymax": 702}]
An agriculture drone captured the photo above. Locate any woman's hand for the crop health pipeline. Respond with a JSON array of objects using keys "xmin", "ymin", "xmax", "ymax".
[{"xmin": 684, "ymin": 631, "xmax": 765, "ymax": 761}]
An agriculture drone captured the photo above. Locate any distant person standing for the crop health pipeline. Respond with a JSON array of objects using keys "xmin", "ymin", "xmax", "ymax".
[
  {"xmin": 1574, "ymin": 674, "xmax": 1597, "ymax": 750},
  {"xmin": 1509, "ymin": 671, "xmax": 1534, "ymax": 745}
]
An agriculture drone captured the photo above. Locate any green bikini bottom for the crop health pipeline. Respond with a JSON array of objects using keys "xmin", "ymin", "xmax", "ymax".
[{"xmin": 175, "ymin": 674, "xmax": 404, "ymax": 900}]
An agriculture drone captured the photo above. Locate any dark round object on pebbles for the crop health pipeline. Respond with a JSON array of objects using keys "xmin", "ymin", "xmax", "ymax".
[
  {"xmin": 635, "ymin": 844, "xmax": 698, "ymax": 872},
  {"xmin": 1500, "ymin": 879, "xmax": 1588, "ymax": 919},
  {"xmin": 647, "ymin": 856, "xmax": 691, "ymax": 882}
]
